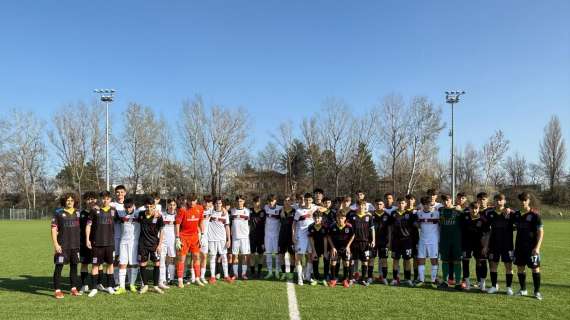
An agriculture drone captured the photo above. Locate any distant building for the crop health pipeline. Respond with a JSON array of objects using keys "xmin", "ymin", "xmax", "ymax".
[{"xmin": 233, "ymin": 170, "xmax": 289, "ymax": 198}]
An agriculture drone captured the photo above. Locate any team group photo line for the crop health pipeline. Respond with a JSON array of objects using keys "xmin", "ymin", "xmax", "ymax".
[{"xmin": 51, "ymin": 186, "xmax": 544, "ymax": 301}]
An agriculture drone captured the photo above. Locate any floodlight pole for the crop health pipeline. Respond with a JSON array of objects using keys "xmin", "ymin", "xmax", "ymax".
[
  {"xmin": 445, "ymin": 90, "xmax": 465, "ymax": 199},
  {"xmin": 94, "ymin": 89, "xmax": 116, "ymax": 192}
]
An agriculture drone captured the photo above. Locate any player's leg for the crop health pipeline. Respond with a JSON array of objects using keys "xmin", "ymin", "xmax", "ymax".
[
  {"xmin": 504, "ymin": 260, "xmax": 514, "ymax": 295},
  {"xmin": 138, "ymin": 248, "xmax": 150, "ymax": 294},
  {"xmin": 391, "ymin": 253, "xmax": 400, "ymax": 286},
  {"xmin": 488, "ymin": 253, "xmax": 500, "ymax": 293},
  {"xmin": 329, "ymin": 255, "xmax": 338, "ymax": 287},
  {"xmin": 117, "ymin": 242, "xmax": 128, "ymax": 294},
  {"xmin": 104, "ymin": 247, "xmax": 116, "ymax": 294},
  {"xmin": 516, "ymin": 264, "xmax": 527, "ymax": 295},
  {"xmin": 53, "ymin": 251, "xmax": 66, "ymax": 298},
  {"xmin": 295, "ymin": 252, "xmax": 304, "ymax": 285},
  {"xmin": 151, "ymin": 251, "xmax": 163, "ymax": 293},
  {"xmin": 88, "ymin": 247, "xmax": 101, "ymax": 297}
]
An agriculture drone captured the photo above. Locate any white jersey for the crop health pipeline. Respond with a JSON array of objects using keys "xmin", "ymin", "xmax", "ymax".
[
  {"xmin": 350, "ymin": 202, "xmax": 376, "ymax": 213},
  {"xmin": 161, "ymin": 210, "xmax": 177, "ymax": 234},
  {"xmin": 202, "ymin": 208, "xmax": 212, "ymax": 239},
  {"xmin": 230, "ymin": 208, "xmax": 250, "ymax": 240},
  {"xmin": 112, "ymin": 201, "xmax": 126, "ymax": 240},
  {"xmin": 208, "ymin": 210, "xmax": 229, "ymax": 242},
  {"xmin": 416, "ymin": 210, "xmax": 440, "ymax": 244},
  {"xmin": 294, "ymin": 207, "xmax": 315, "ymax": 238},
  {"xmin": 264, "ymin": 205, "xmax": 283, "ymax": 235},
  {"xmin": 118, "ymin": 209, "xmax": 140, "ymax": 242},
  {"xmin": 384, "ymin": 205, "xmax": 397, "ymax": 215}
]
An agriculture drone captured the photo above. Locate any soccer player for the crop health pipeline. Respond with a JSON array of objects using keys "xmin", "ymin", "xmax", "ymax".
[
  {"xmin": 455, "ymin": 192, "xmax": 468, "ymax": 210},
  {"xmin": 460, "ymin": 201, "xmax": 489, "ymax": 291},
  {"xmin": 513, "ymin": 192, "xmax": 544, "ymax": 300},
  {"xmin": 79, "ymin": 191, "xmax": 97, "ymax": 294},
  {"xmin": 390, "ymin": 198, "xmax": 416, "ymax": 286},
  {"xmin": 483, "ymin": 193, "xmax": 515, "ymax": 295},
  {"xmin": 415, "ymin": 196, "xmax": 439, "ymax": 287},
  {"xmin": 426, "ymin": 189, "xmax": 443, "ymax": 210},
  {"xmin": 175, "ymin": 194, "xmax": 204, "ymax": 287},
  {"xmin": 308, "ymin": 211, "xmax": 328, "ymax": 286},
  {"xmin": 292, "ymin": 193, "xmax": 317, "ymax": 286},
  {"xmin": 111, "ymin": 185, "xmax": 127, "ymax": 287},
  {"xmin": 372, "ymin": 199, "xmax": 391, "ymax": 284},
  {"xmin": 159, "ymin": 198, "xmax": 177, "ymax": 287},
  {"xmin": 86, "ymin": 191, "xmax": 117, "ymax": 297},
  {"xmin": 278, "ymin": 196, "xmax": 295, "ymax": 281},
  {"xmin": 349, "ymin": 191, "xmax": 375, "ymax": 213},
  {"xmin": 115, "ymin": 199, "xmax": 142, "ymax": 294},
  {"xmin": 198, "ymin": 196, "xmax": 213, "ymax": 283},
  {"xmin": 249, "ymin": 196, "xmax": 265, "ymax": 278},
  {"xmin": 137, "ymin": 197, "xmax": 166, "ymax": 294},
  {"xmin": 327, "ymin": 209, "xmax": 355, "ymax": 288},
  {"xmin": 475, "ymin": 192, "xmax": 491, "ymax": 291},
  {"xmin": 438, "ymin": 194, "xmax": 463, "ymax": 290},
  {"xmin": 314, "ymin": 188, "xmax": 325, "ymax": 206},
  {"xmin": 384, "ymin": 193, "xmax": 397, "ymax": 214},
  {"xmin": 230, "ymin": 195, "xmax": 251, "ymax": 280},
  {"xmin": 406, "ymin": 194, "xmax": 420, "ymax": 282},
  {"xmin": 51, "ymin": 193, "xmax": 81, "ymax": 299},
  {"xmin": 208, "ymin": 197, "xmax": 233, "ymax": 284},
  {"xmin": 263, "ymin": 195, "xmax": 283, "ymax": 279},
  {"xmin": 347, "ymin": 200, "xmax": 375, "ymax": 286}
]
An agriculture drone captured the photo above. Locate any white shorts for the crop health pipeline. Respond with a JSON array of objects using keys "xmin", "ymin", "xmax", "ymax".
[
  {"xmin": 200, "ymin": 235, "xmax": 209, "ymax": 254},
  {"xmin": 208, "ymin": 240, "xmax": 227, "ymax": 255},
  {"xmin": 119, "ymin": 241, "xmax": 139, "ymax": 265},
  {"xmin": 417, "ymin": 241, "xmax": 438, "ymax": 259},
  {"xmin": 162, "ymin": 229, "xmax": 176, "ymax": 258},
  {"xmin": 264, "ymin": 234, "xmax": 278, "ymax": 254},
  {"xmin": 295, "ymin": 235, "xmax": 311, "ymax": 255},
  {"xmin": 232, "ymin": 238, "xmax": 251, "ymax": 255}
]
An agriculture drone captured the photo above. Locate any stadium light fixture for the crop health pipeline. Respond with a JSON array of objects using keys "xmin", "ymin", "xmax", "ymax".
[
  {"xmin": 94, "ymin": 88, "xmax": 117, "ymax": 192},
  {"xmin": 445, "ymin": 90, "xmax": 466, "ymax": 200}
]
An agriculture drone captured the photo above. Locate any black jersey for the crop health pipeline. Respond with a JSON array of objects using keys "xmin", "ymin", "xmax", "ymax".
[
  {"xmin": 279, "ymin": 208, "xmax": 295, "ymax": 245},
  {"xmin": 390, "ymin": 210, "xmax": 417, "ymax": 243},
  {"xmin": 137, "ymin": 210, "xmax": 165, "ymax": 249},
  {"xmin": 347, "ymin": 213, "xmax": 374, "ymax": 243},
  {"xmin": 88, "ymin": 207, "xmax": 116, "ymax": 247},
  {"xmin": 484, "ymin": 208, "xmax": 515, "ymax": 251},
  {"xmin": 460, "ymin": 210, "xmax": 488, "ymax": 245},
  {"xmin": 321, "ymin": 208, "xmax": 337, "ymax": 228},
  {"xmin": 249, "ymin": 207, "xmax": 266, "ymax": 243},
  {"xmin": 327, "ymin": 223, "xmax": 354, "ymax": 249},
  {"xmin": 51, "ymin": 208, "xmax": 80, "ymax": 250},
  {"xmin": 373, "ymin": 211, "xmax": 392, "ymax": 246},
  {"xmin": 79, "ymin": 208, "xmax": 91, "ymax": 247},
  {"xmin": 513, "ymin": 210, "xmax": 543, "ymax": 249},
  {"xmin": 308, "ymin": 223, "xmax": 328, "ymax": 253}
]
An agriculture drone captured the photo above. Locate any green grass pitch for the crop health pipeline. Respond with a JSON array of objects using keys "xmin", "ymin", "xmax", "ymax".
[{"xmin": 1, "ymin": 220, "xmax": 569, "ymax": 319}]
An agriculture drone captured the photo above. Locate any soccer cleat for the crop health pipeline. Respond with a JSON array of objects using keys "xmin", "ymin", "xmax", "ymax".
[
  {"xmin": 354, "ymin": 272, "xmax": 361, "ymax": 281},
  {"xmin": 209, "ymin": 277, "xmax": 217, "ymax": 285},
  {"xmin": 438, "ymin": 282, "xmax": 449, "ymax": 290},
  {"xmin": 264, "ymin": 272, "xmax": 274, "ymax": 280},
  {"xmin": 414, "ymin": 281, "xmax": 424, "ymax": 288},
  {"xmin": 460, "ymin": 281, "xmax": 467, "ymax": 290},
  {"xmin": 454, "ymin": 284, "xmax": 462, "ymax": 291},
  {"xmin": 479, "ymin": 280, "xmax": 486, "ymax": 292},
  {"xmin": 200, "ymin": 277, "xmax": 208, "ymax": 285},
  {"xmin": 241, "ymin": 274, "xmax": 249, "ymax": 281},
  {"xmin": 382, "ymin": 278, "xmax": 389, "ymax": 285},
  {"xmin": 279, "ymin": 273, "xmax": 287, "ymax": 281},
  {"xmin": 448, "ymin": 279, "xmax": 456, "ymax": 286},
  {"xmin": 178, "ymin": 279, "xmax": 184, "ymax": 288},
  {"xmin": 230, "ymin": 275, "xmax": 237, "ymax": 281},
  {"xmin": 215, "ymin": 273, "xmax": 221, "ymax": 280},
  {"xmin": 322, "ymin": 279, "xmax": 328, "ymax": 287},
  {"xmin": 465, "ymin": 278, "xmax": 471, "ymax": 290},
  {"xmin": 360, "ymin": 280, "xmax": 369, "ymax": 287},
  {"xmin": 366, "ymin": 278, "xmax": 374, "ymax": 286},
  {"xmin": 88, "ymin": 289, "xmax": 98, "ymax": 297},
  {"xmin": 97, "ymin": 284, "xmax": 106, "ymax": 291},
  {"xmin": 329, "ymin": 279, "xmax": 337, "ymax": 287},
  {"xmin": 54, "ymin": 290, "xmax": 64, "ymax": 299},
  {"xmin": 310, "ymin": 279, "xmax": 318, "ymax": 286},
  {"xmin": 115, "ymin": 287, "xmax": 127, "ymax": 295},
  {"xmin": 70, "ymin": 287, "xmax": 82, "ymax": 296},
  {"xmin": 195, "ymin": 278, "xmax": 205, "ymax": 287},
  {"xmin": 79, "ymin": 285, "xmax": 89, "ymax": 294},
  {"xmin": 224, "ymin": 276, "xmax": 235, "ymax": 284},
  {"xmin": 487, "ymin": 286, "xmax": 499, "ymax": 294},
  {"xmin": 139, "ymin": 285, "xmax": 149, "ymax": 294},
  {"xmin": 297, "ymin": 278, "xmax": 304, "ymax": 286},
  {"xmin": 534, "ymin": 292, "xmax": 543, "ymax": 301},
  {"xmin": 391, "ymin": 279, "xmax": 399, "ymax": 286},
  {"xmin": 107, "ymin": 287, "xmax": 116, "ymax": 295},
  {"xmin": 516, "ymin": 289, "xmax": 528, "ymax": 296},
  {"xmin": 342, "ymin": 280, "xmax": 350, "ymax": 288},
  {"xmin": 153, "ymin": 286, "xmax": 164, "ymax": 294},
  {"xmin": 158, "ymin": 283, "xmax": 170, "ymax": 290},
  {"xmin": 506, "ymin": 287, "xmax": 514, "ymax": 296},
  {"xmin": 404, "ymin": 280, "xmax": 413, "ymax": 287}
]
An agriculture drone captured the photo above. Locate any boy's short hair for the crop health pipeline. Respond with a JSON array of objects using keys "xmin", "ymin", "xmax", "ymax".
[
  {"xmin": 143, "ymin": 196, "xmax": 154, "ymax": 206},
  {"xmin": 166, "ymin": 198, "xmax": 177, "ymax": 204},
  {"xmin": 356, "ymin": 190, "xmax": 364, "ymax": 194},
  {"xmin": 426, "ymin": 189, "xmax": 437, "ymax": 196},
  {"xmin": 476, "ymin": 192, "xmax": 488, "ymax": 200},
  {"xmin": 440, "ymin": 194, "xmax": 451, "ymax": 202},
  {"xmin": 518, "ymin": 192, "xmax": 531, "ymax": 202},
  {"xmin": 203, "ymin": 195, "xmax": 213, "ymax": 204},
  {"xmin": 494, "ymin": 193, "xmax": 506, "ymax": 201},
  {"xmin": 213, "ymin": 196, "xmax": 223, "ymax": 204},
  {"xmin": 384, "ymin": 192, "xmax": 393, "ymax": 198},
  {"xmin": 469, "ymin": 201, "xmax": 479, "ymax": 210},
  {"xmin": 358, "ymin": 199, "xmax": 367, "ymax": 207},
  {"xmin": 59, "ymin": 192, "xmax": 78, "ymax": 207},
  {"xmin": 187, "ymin": 193, "xmax": 198, "ymax": 201},
  {"xmin": 114, "ymin": 185, "xmax": 127, "ymax": 192},
  {"xmin": 374, "ymin": 198, "xmax": 384, "ymax": 204},
  {"xmin": 304, "ymin": 193, "xmax": 313, "ymax": 199},
  {"xmin": 125, "ymin": 198, "xmax": 135, "ymax": 208},
  {"xmin": 336, "ymin": 210, "xmax": 347, "ymax": 219},
  {"xmin": 313, "ymin": 188, "xmax": 324, "ymax": 194},
  {"xmin": 83, "ymin": 191, "xmax": 98, "ymax": 201},
  {"xmin": 420, "ymin": 196, "xmax": 431, "ymax": 206},
  {"xmin": 236, "ymin": 194, "xmax": 246, "ymax": 201},
  {"xmin": 150, "ymin": 192, "xmax": 160, "ymax": 199},
  {"xmin": 322, "ymin": 197, "xmax": 331, "ymax": 202},
  {"xmin": 268, "ymin": 194, "xmax": 278, "ymax": 202},
  {"xmin": 100, "ymin": 191, "xmax": 112, "ymax": 198},
  {"xmin": 342, "ymin": 196, "xmax": 351, "ymax": 202},
  {"xmin": 456, "ymin": 192, "xmax": 466, "ymax": 198},
  {"xmin": 313, "ymin": 211, "xmax": 323, "ymax": 219},
  {"xmin": 396, "ymin": 197, "xmax": 406, "ymax": 203},
  {"xmin": 252, "ymin": 195, "xmax": 260, "ymax": 202},
  {"xmin": 405, "ymin": 194, "xmax": 415, "ymax": 200}
]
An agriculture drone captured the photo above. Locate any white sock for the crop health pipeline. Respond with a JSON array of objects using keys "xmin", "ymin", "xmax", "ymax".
[
  {"xmin": 418, "ymin": 265, "xmax": 425, "ymax": 282},
  {"xmin": 209, "ymin": 256, "xmax": 216, "ymax": 278},
  {"xmin": 275, "ymin": 255, "xmax": 282, "ymax": 274},
  {"xmin": 201, "ymin": 267, "xmax": 206, "ymax": 279},
  {"xmin": 159, "ymin": 262, "xmax": 166, "ymax": 284},
  {"xmin": 305, "ymin": 262, "xmax": 313, "ymax": 280},
  {"xmin": 296, "ymin": 264, "xmax": 303, "ymax": 281},
  {"xmin": 167, "ymin": 264, "xmax": 175, "ymax": 282},
  {"xmin": 285, "ymin": 253, "xmax": 291, "ymax": 273},
  {"xmin": 129, "ymin": 267, "xmax": 138, "ymax": 286},
  {"xmin": 355, "ymin": 260, "xmax": 360, "ymax": 274},
  {"xmin": 114, "ymin": 267, "xmax": 119, "ymax": 285},
  {"xmin": 221, "ymin": 255, "xmax": 229, "ymax": 278},
  {"xmin": 431, "ymin": 265, "xmax": 438, "ymax": 282},
  {"xmin": 233, "ymin": 264, "xmax": 239, "ymax": 276},
  {"xmin": 190, "ymin": 265, "xmax": 196, "ymax": 281},
  {"xmin": 119, "ymin": 269, "xmax": 127, "ymax": 288},
  {"xmin": 242, "ymin": 264, "xmax": 248, "ymax": 275},
  {"xmin": 266, "ymin": 254, "xmax": 273, "ymax": 273}
]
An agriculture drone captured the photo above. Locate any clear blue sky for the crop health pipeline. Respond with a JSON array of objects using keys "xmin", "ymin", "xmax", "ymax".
[{"xmin": 1, "ymin": 0, "xmax": 568, "ymax": 172}]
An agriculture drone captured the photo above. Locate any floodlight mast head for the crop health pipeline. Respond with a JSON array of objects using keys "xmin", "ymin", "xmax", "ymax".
[
  {"xmin": 94, "ymin": 88, "xmax": 116, "ymax": 102},
  {"xmin": 445, "ymin": 90, "xmax": 465, "ymax": 104}
]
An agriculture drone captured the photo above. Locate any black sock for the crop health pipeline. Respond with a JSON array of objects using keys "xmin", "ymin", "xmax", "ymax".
[
  {"xmin": 342, "ymin": 265, "xmax": 348, "ymax": 280},
  {"xmin": 153, "ymin": 266, "xmax": 160, "ymax": 285},
  {"xmin": 491, "ymin": 272, "xmax": 498, "ymax": 287},
  {"xmin": 107, "ymin": 273, "xmax": 115, "ymax": 288},
  {"xmin": 216, "ymin": 262, "xmax": 222, "ymax": 275},
  {"xmin": 462, "ymin": 260, "xmax": 470, "ymax": 280},
  {"xmin": 81, "ymin": 271, "xmax": 89, "ymax": 286},
  {"xmin": 382, "ymin": 267, "xmax": 388, "ymax": 279},
  {"xmin": 393, "ymin": 269, "xmax": 399, "ymax": 280},
  {"xmin": 506, "ymin": 273, "xmax": 513, "ymax": 287},
  {"xmin": 330, "ymin": 264, "xmax": 336, "ymax": 280},
  {"xmin": 404, "ymin": 270, "xmax": 411, "ymax": 281},
  {"xmin": 324, "ymin": 259, "xmax": 330, "ymax": 279},
  {"xmin": 448, "ymin": 262, "xmax": 454, "ymax": 280},
  {"xmin": 281, "ymin": 264, "xmax": 285, "ymax": 273},
  {"xmin": 91, "ymin": 273, "xmax": 98, "ymax": 289},
  {"xmin": 140, "ymin": 266, "xmax": 148, "ymax": 284},
  {"xmin": 314, "ymin": 259, "xmax": 321, "ymax": 280},
  {"xmin": 361, "ymin": 263, "xmax": 367, "ymax": 280},
  {"xmin": 413, "ymin": 266, "xmax": 418, "ymax": 281},
  {"xmin": 368, "ymin": 265, "xmax": 374, "ymax": 279},
  {"xmin": 257, "ymin": 264, "xmax": 263, "ymax": 274},
  {"xmin": 70, "ymin": 264, "xmax": 78, "ymax": 288},
  {"xmin": 53, "ymin": 264, "xmax": 63, "ymax": 290},
  {"xmin": 250, "ymin": 265, "xmax": 256, "ymax": 274},
  {"xmin": 532, "ymin": 272, "xmax": 541, "ymax": 293},
  {"xmin": 97, "ymin": 271, "xmax": 102, "ymax": 285},
  {"xmin": 480, "ymin": 261, "xmax": 488, "ymax": 280},
  {"xmin": 518, "ymin": 273, "xmax": 526, "ymax": 291}
]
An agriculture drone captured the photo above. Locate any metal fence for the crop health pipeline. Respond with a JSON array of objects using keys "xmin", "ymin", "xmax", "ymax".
[{"xmin": 0, "ymin": 208, "xmax": 53, "ymax": 220}]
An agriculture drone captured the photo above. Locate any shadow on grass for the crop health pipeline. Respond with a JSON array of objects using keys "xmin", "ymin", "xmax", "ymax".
[{"xmin": 0, "ymin": 275, "xmax": 54, "ymax": 296}]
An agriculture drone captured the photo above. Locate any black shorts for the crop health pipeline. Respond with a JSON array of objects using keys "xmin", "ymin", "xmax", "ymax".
[
  {"xmin": 392, "ymin": 240, "xmax": 413, "ymax": 260},
  {"xmin": 331, "ymin": 248, "xmax": 351, "ymax": 262},
  {"xmin": 54, "ymin": 248, "xmax": 80, "ymax": 265},
  {"xmin": 278, "ymin": 242, "xmax": 295, "ymax": 255},
  {"xmin": 92, "ymin": 246, "xmax": 114, "ymax": 265},
  {"xmin": 488, "ymin": 248, "xmax": 513, "ymax": 263},
  {"xmin": 79, "ymin": 245, "xmax": 92, "ymax": 264},
  {"xmin": 250, "ymin": 240, "xmax": 264, "ymax": 255},
  {"xmin": 351, "ymin": 241, "xmax": 371, "ymax": 261},
  {"xmin": 138, "ymin": 246, "xmax": 159, "ymax": 263},
  {"xmin": 462, "ymin": 244, "xmax": 484, "ymax": 260},
  {"xmin": 514, "ymin": 248, "xmax": 540, "ymax": 269},
  {"xmin": 374, "ymin": 246, "xmax": 389, "ymax": 259}
]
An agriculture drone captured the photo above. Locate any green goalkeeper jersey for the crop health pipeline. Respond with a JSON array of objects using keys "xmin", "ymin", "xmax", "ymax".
[{"xmin": 439, "ymin": 207, "xmax": 462, "ymax": 241}]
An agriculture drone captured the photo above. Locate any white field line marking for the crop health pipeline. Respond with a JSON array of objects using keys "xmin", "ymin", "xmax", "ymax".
[{"xmin": 287, "ymin": 281, "xmax": 301, "ymax": 320}]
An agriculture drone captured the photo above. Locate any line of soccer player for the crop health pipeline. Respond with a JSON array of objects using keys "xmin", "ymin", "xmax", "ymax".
[{"xmin": 50, "ymin": 186, "xmax": 544, "ymax": 300}]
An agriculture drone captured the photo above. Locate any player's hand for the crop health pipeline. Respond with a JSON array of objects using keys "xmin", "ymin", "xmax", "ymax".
[
  {"xmin": 54, "ymin": 243, "xmax": 62, "ymax": 254},
  {"xmin": 311, "ymin": 252, "xmax": 317, "ymax": 260},
  {"xmin": 226, "ymin": 240, "xmax": 231, "ymax": 249},
  {"xmin": 482, "ymin": 247, "xmax": 488, "ymax": 256},
  {"xmin": 156, "ymin": 246, "xmax": 162, "ymax": 255},
  {"xmin": 331, "ymin": 248, "xmax": 337, "ymax": 258},
  {"xmin": 292, "ymin": 237, "xmax": 297, "ymax": 245},
  {"xmin": 154, "ymin": 210, "xmax": 161, "ymax": 218},
  {"xmin": 86, "ymin": 240, "xmax": 92, "ymax": 249},
  {"xmin": 371, "ymin": 241, "xmax": 375, "ymax": 249},
  {"xmin": 346, "ymin": 248, "xmax": 351, "ymax": 255},
  {"xmin": 175, "ymin": 238, "xmax": 182, "ymax": 251}
]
